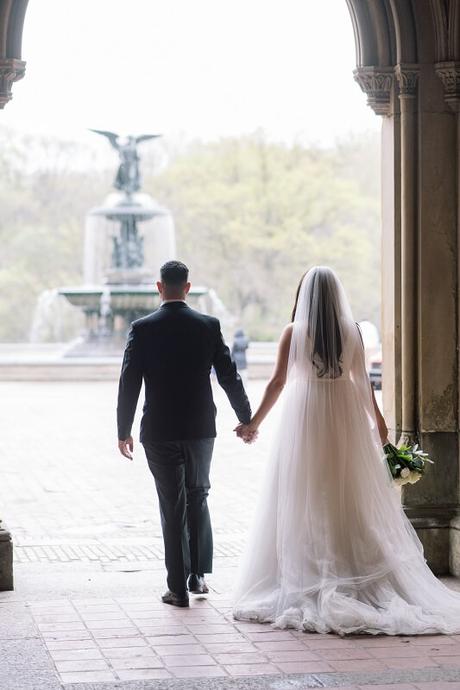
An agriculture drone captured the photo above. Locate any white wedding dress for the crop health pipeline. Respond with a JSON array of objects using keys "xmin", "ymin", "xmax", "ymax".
[{"xmin": 233, "ymin": 267, "xmax": 460, "ymax": 635}]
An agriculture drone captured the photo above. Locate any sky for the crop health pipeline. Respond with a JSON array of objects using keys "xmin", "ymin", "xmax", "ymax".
[{"xmin": 2, "ymin": 0, "xmax": 379, "ymax": 149}]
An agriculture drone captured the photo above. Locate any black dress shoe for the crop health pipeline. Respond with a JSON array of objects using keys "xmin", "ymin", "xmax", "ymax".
[
  {"xmin": 187, "ymin": 573, "xmax": 209, "ymax": 594},
  {"xmin": 161, "ymin": 590, "xmax": 189, "ymax": 607}
]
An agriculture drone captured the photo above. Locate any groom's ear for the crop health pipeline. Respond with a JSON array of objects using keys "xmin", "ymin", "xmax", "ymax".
[
  {"xmin": 156, "ymin": 281, "xmax": 163, "ymax": 294},
  {"xmin": 185, "ymin": 282, "xmax": 191, "ymax": 294}
]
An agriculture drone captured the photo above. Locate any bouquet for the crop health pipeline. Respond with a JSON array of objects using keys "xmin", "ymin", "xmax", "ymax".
[{"xmin": 383, "ymin": 441, "xmax": 434, "ymax": 486}]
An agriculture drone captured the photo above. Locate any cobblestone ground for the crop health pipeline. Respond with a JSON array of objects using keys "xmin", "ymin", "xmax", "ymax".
[
  {"xmin": 1, "ymin": 380, "xmax": 460, "ymax": 690},
  {"xmin": 0, "ymin": 380, "xmax": 271, "ymax": 567}
]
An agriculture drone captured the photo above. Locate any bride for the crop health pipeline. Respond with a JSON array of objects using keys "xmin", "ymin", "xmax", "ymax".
[{"xmin": 233, "ymin": 265, "xmax": 460, "ymax": 635}]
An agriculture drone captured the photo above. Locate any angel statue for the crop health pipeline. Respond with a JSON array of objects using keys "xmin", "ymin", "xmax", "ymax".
[{"xmin": 89, "ymin": 129, "xmax": 161, "ymax": 195}]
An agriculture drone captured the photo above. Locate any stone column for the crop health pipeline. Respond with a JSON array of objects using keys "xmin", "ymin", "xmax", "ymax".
[
  {"xmin": 0, "ymin": 522, "xmax": 13, "ymax": 591},
  {"xmin": 355, "ymin": 61, "xmax": 460, "ymax": 574},
  {"xmin": 381, "ymin": 110, "xmax": 402, "ymax": 441},
  {"xmin": 435, "ymin": 61, "xmax": 460, "ymax": 575},
  {"xmin": 402, "ymin": 63, "xmax": 459, "ymax": 574},
  {"xmin": 394, "ymin": 65, "xmax": 419, "ymax": 442},
  {"xmin": 354, "ymin": 66, "xmax": 402, "ymax": 439}
]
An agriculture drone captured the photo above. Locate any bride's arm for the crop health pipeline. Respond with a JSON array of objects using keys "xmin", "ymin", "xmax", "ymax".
[
  {"xmin": 371, "ymin": 383, "xmax": 389, "ymax": 444},
  {"xmin": 354, "ymin": 323, "xmax": 388, "ymax": 445},
  {"xmin": 238, "ymin": 324, "xmax": 293, "ymax": 439}
]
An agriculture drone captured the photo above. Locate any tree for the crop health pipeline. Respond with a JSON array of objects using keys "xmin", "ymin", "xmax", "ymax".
[{"xmin": 148, "ymin": 131, "xmax": 381, "ymax": 339}]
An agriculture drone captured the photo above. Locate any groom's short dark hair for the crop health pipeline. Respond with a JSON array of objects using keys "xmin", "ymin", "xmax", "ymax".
[{"xmin": 160, "ymin": 260, "xmax": 189, "ymax": 286}]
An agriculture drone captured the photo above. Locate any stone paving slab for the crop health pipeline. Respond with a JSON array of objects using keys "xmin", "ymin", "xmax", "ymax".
[
  {"xmin": 0, "ymin": 634, "xmax": 62, "ymax": 690},
  {"xmin": 2, "ymin": 591, "xmax": 460, "ymax": 688}
]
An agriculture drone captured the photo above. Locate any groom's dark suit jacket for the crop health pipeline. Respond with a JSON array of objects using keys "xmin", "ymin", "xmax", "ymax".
[{"xmin": 117, "ymin": 301, "xmax": 251, "ymax": 442}]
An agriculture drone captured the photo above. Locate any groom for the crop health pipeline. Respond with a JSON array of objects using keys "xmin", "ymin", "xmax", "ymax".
[{"xmin": 117, "ymin": 260, "xmax": 252, "ymax": 607}]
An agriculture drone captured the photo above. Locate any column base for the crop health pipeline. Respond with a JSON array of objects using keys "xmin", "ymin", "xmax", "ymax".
[
  {"xmin": 0, "ymin": 524, "xmax": 13, "ymax": 591},
  {"xmin": 450, "ymin": 516, "xmax": 460, "ymax": 576},
  {"xmin": 404, "ymin": 505, "xmax": 460, "ymax": 575}
]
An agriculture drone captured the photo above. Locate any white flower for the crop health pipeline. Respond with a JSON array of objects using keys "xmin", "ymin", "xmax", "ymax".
[{"xmin": 400, "ymin": 468, "xmax": 410, "ymax": 478}]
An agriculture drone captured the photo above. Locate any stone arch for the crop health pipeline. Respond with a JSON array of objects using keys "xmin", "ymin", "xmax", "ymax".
[
  {"xmin": 346, "ymin": 0, "xmax": 460, "ymax": 68},
  {"xmin": 1, "ymin": 0, "xmax": 460, "ymax": 577},
  {"xmin": 346, "ymin": 1, "xmax": 397, "ymax": 67}
]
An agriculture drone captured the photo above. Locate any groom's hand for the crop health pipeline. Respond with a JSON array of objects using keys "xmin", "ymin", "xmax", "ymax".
[{"xmin": 118, "ymin": 436, "xmax": 134, "ymax": 460}]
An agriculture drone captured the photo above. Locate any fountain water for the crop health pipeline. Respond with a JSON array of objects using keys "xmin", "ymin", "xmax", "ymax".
[
  {"xmin": 30, "ymin": 289, "xmax": 62, "ymax": 343},
  {"xmin": 207, "ymin": 288, "xmax": 237, "ymax": 335},
  {"xmin": 29, "ymin": 288, "xmax": 84, "ymax": 343}
]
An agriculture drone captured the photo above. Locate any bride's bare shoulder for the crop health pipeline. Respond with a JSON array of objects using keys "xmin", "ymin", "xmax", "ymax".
[
  {"xmin": 282, "ymin": 323, "xmax": 294, "ymax": 338},
  {"xmin": 279, "ymin": 323, "xmax": 294, "ymax": 348}
]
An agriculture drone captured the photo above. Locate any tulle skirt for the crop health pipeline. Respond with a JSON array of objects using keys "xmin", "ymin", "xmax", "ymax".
[{"xmin": 232, "ymin": 378, "xmax": 460, "ymax": 635}]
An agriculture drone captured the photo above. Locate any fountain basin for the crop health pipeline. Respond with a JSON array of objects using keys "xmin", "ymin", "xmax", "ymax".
[
  {"xmin": 58, "ymin": 284, "xmax": 210, "ymax": 356},
  {"xmin": 59, "ymin": 285, "xmax": 208, "ymax": 312}
]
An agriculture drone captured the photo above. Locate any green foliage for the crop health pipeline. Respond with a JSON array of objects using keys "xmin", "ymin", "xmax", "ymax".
[
  {"xmin": 148, "ymin": 131, "xmax": 381, "ymax": 339},
  {"xmin": 0, "ymin": 128, "xmax": 380, "ymax": 342}
]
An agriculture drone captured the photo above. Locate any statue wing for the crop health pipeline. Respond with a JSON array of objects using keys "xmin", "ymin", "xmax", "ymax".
[
  {"xmin": 135, "ymin": 134, "xmax": 162, "ymax": 144},
  {"xmin": 88, "ymin": 129, "xmax": 120, "ymax": 150}
]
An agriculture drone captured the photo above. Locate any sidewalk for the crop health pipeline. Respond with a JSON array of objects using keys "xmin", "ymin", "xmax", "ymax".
[
  {"xmin": 1, "ymin": 380, "xmax": 460, "ymax": 689},
  {"xmin": 3, "ymin": 581, "xmax": 460, "ymax": 689}
]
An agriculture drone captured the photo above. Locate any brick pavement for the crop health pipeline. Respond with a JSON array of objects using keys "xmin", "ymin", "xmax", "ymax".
[{"xmin": 1, "ymin": 380, "xmax": 460, "ymax": 688}]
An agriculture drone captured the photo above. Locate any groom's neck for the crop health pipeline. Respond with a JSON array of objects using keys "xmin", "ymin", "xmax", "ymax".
[{"xmin": 162, "ymin": 291, "xmax": 187, "ymax": 302}]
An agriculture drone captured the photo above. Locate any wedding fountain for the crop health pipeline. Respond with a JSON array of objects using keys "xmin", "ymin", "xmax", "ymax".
[{"xmin": 58, "ymin": 130, "xmax": 208, "ymax": 355}]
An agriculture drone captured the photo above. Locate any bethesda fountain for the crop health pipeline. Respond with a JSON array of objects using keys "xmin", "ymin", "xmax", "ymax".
[{"xmin": 59, "ymin": 130, "xmax": 208, "ymax": 354}]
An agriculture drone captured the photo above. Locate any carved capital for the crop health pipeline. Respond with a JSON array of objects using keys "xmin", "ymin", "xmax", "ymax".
[
  {"xmin": 0, "ymin": 58, "xmax": 26, "ymax": 109},
  {"xmin": 395, "ymin": 64, "xmax": 419, "ymax": 98},
  {"xmin": 353, "ymin": 66, "xmax": 394, "ymax": 116},
  {"xmin": 435, "ymin": 61, "xmax": 460, "ymax": 112}
]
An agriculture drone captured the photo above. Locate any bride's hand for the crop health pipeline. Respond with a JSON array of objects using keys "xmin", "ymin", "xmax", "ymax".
[
  {"xmin": 244, "ymin": 424, "xmax": 259, "ymax": 444},
  {"xmin": 234, "ymin": 422, "xmax": 259, "ymax": 444}
]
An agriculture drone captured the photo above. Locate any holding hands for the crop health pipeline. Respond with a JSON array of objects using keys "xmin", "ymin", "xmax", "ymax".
[
  {"xmin": 234, "ymin": 422, "xmax": 259, "ymax": 444},
  {"xmin": 233, "ymin": 324, "xmax": 292, "ymax": 446}
]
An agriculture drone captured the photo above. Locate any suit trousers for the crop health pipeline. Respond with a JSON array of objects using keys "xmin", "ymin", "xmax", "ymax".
[{"xmin": 143, "ymin": 438, "xmax": 214, "ymax": 596}]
